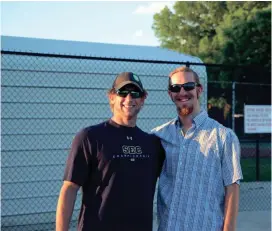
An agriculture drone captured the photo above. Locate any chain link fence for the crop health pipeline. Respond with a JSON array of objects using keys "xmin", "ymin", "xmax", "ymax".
[
  {"xmin": 1, "ymin": 51, "xmax": 271, "ymax": 230},
  {"xmin": 207, "ymin": 78, "xmax": 271, "ymax": 184}
]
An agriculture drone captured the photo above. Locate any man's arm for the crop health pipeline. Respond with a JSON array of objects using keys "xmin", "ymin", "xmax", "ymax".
[
  {"xmin": 56, "ymin": 181, "xmax": 80, "ymax": 231},
  {"xmin": 223, "ymin": 183, "xmax": 240, "ymax": 231},
  {"xmin": 222, "ymin": 129, "xmax": 243, "ymax": 231}
]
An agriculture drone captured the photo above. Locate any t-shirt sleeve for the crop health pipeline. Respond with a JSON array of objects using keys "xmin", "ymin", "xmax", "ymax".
[
  {"xmin": 63, "ymin": 129, "xmax": 91, "ymax": 186},
  {"xmin": 222, "ymin": 129, "xmax": 243, "ymax": 186}
]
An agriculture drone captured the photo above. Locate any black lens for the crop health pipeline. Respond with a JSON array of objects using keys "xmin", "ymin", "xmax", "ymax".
[
  {"xmin": 169, "ymin": 85, "xmax": 182, "ymax": 92},
  {"xmin": 116, "ymin": 90, "xmax": 129, "ymax": 97},
  {"xmin": 130, "ymin": 91, "xmax": 141, "ymax": 98},
  {"xmin": 183, "ymin": 82, "xmax": 197, "ymax": 91}
]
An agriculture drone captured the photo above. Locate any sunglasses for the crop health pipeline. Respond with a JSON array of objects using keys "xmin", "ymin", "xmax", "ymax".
[
  {"xmin": 169, "ymin": 82, "xmax": 200, "ymax": 92},
  {"xmin": 115, "ymin": 90, "xmax": 143, "ymax": 99}
]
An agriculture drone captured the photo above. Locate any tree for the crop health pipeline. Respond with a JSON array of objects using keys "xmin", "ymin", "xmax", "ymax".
[
  {"xmin": 152, "ymin": 2, "xmax": 228, "ymax": 57},
  {"xmin": 220, "ymin": 9, "xmax": 271, "ymax": 81},
  {"xmin": 152, "ymin": 1, "xmax": 271, "ymax": 73}
]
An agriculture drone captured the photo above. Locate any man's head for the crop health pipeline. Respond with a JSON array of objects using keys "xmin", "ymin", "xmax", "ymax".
[
  {"xmin": 108, "ymin": 72, "xmax": 147, "ymax": 122},
  {"xmin": 168, "ymin": 66, "xmax": 203, "ymax": 117}
]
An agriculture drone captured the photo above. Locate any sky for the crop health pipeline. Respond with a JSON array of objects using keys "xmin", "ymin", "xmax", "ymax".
[{"xmin": 1, "ymin": 1, "xmax": 175, "ymax": 46}]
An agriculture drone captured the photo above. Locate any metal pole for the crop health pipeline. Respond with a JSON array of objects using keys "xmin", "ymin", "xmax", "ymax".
[
  {"xmin": 256, "ymin": 138, "xmax": 260, "ymax": 181},
  {"xmin": 232, "ymin": 81, "xmax": 236, "ymax": 131}
]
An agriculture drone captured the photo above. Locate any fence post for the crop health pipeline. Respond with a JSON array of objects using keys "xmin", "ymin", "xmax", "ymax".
[
  {"xmin": 232, "ymin": 81, "xmax": 236, "ymax": 132},
  {"xmin": 256, "ymin": 138, "xmax": 260, "ymax": 181}
]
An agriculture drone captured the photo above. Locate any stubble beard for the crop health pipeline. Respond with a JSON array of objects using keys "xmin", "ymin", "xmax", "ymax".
[
  {"xmin": 177, "ymin": 105, "xmax": 194, "ymax": 117},
  {"xmin": 175, "ymin": 91, "xmax": 200, "ymax": 117}
]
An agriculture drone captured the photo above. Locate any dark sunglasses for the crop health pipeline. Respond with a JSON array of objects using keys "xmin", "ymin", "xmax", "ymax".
[
  {"xmin": 169, "ymin": 82, "xmax": 200, "ymax": 92},
  {"xmin": 115, "ymin": 89, "xmax": 143, "ymax": 99}
]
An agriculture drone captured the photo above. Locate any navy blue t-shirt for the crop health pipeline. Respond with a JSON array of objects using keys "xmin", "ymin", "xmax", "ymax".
[{"xmin": 63, "ymin": 120, "xmax": 165, "ymax": 231}]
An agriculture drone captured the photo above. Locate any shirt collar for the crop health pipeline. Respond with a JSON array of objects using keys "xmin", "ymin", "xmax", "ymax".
[{"xmin": 175, "ymin": 109, "xmax": 208, "ymax": 128}]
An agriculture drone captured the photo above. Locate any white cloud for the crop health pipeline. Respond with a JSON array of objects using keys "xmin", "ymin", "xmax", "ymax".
[
  {"xmin": 133, "ymin": 2, "xmax": 174, "ymax": 15},
  {"xmin": 134, "ymin": 30, "xmax": 143, "ymax": 37}
]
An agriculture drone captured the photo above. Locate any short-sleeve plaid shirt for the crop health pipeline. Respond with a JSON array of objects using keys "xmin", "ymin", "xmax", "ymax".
[{"xmin": 151, "ymin": 110, "xmax": 243, "ymax": 231}]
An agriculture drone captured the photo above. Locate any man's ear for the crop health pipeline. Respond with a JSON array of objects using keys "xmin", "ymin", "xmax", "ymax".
[
  {"xmin": 142, "ymin": 91, "xmax": 148, "ymax": 100},
  {"xmin": 197, "ymin": 84, "xmax": 203, "ymax": 98},
  {"xmin": 140, "ymin": 96, "xmax": 146, "ymax": 104},
  {"xmin": 139, "ymin": 91, "xmax": 148, "ymax": 105},
  {"xmin": 108, "ymin": 93, "xmax": 115, "ymax": 104}
]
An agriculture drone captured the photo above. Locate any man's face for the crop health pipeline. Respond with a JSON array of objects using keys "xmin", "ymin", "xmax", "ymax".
[
  {"xmin": 168, "ymin": 72, "xmax": 202, "ymax": 116},
  {"xmin": 109, "ymin": 84, "xmax": 145, "ymax": 120}
]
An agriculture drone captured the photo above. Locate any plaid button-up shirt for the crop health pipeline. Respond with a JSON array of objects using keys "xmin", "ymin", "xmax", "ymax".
[{"xmin": 151, "ymin": 110, "xmax": 243, "ymax": 231}]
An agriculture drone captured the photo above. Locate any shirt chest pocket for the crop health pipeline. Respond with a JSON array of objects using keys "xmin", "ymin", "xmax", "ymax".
[{"xmin": 200, "ymin": 142, "xmax": 221, "ymax": 170}]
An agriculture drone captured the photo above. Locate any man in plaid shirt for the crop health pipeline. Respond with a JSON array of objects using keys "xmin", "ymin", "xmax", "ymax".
[{"xmin": 152, "ymin": 66, "xmax": 243, "ymax": 231}]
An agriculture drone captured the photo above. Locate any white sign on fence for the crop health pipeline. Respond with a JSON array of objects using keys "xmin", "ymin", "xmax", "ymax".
[{"xmin": 244, "ymin": 105, "xmax": 271, "ymax": 133}]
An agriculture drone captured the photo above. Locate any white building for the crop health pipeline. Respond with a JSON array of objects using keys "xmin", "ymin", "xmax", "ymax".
[{"xmin": 1, "ymin": 35, "xmax": 208, "ymax": 230}]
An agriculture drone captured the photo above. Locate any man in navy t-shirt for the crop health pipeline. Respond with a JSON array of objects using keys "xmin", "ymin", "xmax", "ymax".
[{"xmin": 56, "ymin": 72, "xmax": 165, "ymax": 231}]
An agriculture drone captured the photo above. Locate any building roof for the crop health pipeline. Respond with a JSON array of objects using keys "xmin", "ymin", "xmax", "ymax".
[{"xmin": 1, "ymin": 35, "xmax": 203, "ymax": 63}]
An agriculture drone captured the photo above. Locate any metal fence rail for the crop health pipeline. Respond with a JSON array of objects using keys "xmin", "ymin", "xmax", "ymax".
[{"xmin": 1, "ymin": 51, "xmax": 271, "ymax": 231}]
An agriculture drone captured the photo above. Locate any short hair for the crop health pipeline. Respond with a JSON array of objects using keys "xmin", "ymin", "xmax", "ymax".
[{"xmin": 168, "ymin": 66, "xmax": 201, "ymax": 88}]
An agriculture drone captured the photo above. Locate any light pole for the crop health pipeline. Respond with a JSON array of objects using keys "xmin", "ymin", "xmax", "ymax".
[{"xmin": 232, "ymin": 81, "xmax": 236, "ymax": 132}]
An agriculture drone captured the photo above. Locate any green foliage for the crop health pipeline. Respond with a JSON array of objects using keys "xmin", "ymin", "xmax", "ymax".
[
  {"xmin": 208, "ymin": 97, "xmax": 227, "ymax": 109},
  {"xmin": 152, "ymin": 1, "xmax": 271, "ymax": 82},
  {"xmin": 221, "ymin": 9, "xmax": 271, "ymax": 69},
  {"xmin": 152, "ymin": 2, "xmax": 228, "ymax": 57}
]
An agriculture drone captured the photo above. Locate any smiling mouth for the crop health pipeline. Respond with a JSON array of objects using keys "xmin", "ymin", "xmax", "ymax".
[
  {"xmin": 177, "ymin": 98, "xmax": 191, "ymax": 102},
  {"xmin": 122, "ymin": 104, "xmax": 135, "ymax": 108}
]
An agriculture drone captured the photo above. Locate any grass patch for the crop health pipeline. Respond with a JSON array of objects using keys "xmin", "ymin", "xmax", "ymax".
[{"xmin": 241, "ymin": 157, "xmax": 271, "ymax": 182}]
